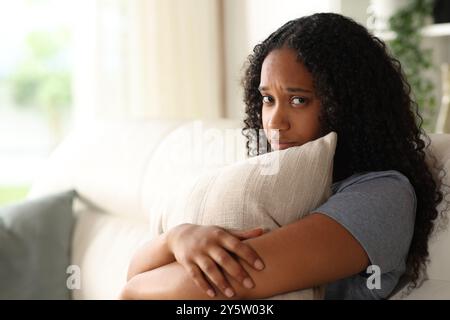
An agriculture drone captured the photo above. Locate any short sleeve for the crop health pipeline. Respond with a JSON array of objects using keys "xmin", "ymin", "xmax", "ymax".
[{"xmin": 314, "ymin": 170, "xmax": 417, "ymax": 274}]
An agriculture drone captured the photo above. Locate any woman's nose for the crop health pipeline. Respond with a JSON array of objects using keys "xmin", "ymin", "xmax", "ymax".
[{"xmin": 267, "ymin": 106, "xmax": 290, "ymax": 132}]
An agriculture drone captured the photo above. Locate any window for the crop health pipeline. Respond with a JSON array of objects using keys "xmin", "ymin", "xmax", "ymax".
[{"xmin": 0, "ymin": 0, "xmax": 74, "ymax": 205}]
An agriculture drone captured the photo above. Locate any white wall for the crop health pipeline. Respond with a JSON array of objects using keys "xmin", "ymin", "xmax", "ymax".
[
  {"xmin": 339, "ymin": 0, "xmax": 370, "ymax": 26},
  {"xmin": 245, "ymin": 0, "xmax": 340, "ymax": 47}
]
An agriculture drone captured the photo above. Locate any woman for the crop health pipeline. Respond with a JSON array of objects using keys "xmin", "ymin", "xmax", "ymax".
[{"xmin": 120, "ymin": 13, "xmax": 446, "ymax": 300}]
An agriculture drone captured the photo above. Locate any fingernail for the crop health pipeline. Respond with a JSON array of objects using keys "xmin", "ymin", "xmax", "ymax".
[
  {"xmin": 207, "ymin": 289, "xmax": 215, "ymax": 297},
  {"xmin": 225, "ymin": 288, "xmax": 234, "ymax": 298},
  {"xmin": 254, "ymin": 259, "xmax": 264, "ymax": 270},
  {"xmin": 243, "ymin": 278, "xmax": 254, "ymax": 289}
]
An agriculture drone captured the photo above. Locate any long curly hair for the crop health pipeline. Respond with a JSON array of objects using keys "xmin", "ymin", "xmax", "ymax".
[{"xmin": 241, "ymin": 12, "xmax": 449, "ymax": 294}]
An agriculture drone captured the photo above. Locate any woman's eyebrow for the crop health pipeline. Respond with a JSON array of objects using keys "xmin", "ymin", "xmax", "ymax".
[
  {"xmin": 286, "ymin": 87, "xmax": 312, "ymax": 93},
  {"xmin": 258, "ymin": 86, "xmax": 312, "ymax": 93}
]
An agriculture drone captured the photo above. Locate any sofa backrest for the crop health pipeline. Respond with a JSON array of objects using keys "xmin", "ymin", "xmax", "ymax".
[{"xmin": 27, "ymin": 119, "xmax": 450, "ymax": 298}]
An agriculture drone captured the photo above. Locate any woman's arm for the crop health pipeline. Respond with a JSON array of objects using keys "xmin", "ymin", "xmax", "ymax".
[
  {"xmin": 122, "ymin": 212, "xmax": 370, "ymax": 299},
  {"xmin": 121, "ymin": 263, "xmax": 234, "ymax": 300},
  {"xmin": 126, "ymin": 231, "xmax": 175, "ymax": 281}
]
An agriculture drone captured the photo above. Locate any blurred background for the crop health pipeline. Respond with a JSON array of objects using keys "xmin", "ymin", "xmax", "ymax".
[{"xmin": 1, "ymin": 0, "xmax": 449, "ymax": 205}]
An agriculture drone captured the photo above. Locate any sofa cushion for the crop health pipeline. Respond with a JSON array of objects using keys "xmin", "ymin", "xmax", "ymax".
[
  {"xmin": 142, "ymin": 119, "xmax": 248, "ymax": 236},
  {"xmin": 0, "ymin": 190, "xmax": 76, "ymax": 299},
  {"xmin": 71, "ymin": 208, "xmax": 150, "ymax": 299},
  {"xmin": 160, "ymin": 131, "xmax": 337, "ymax": 299}
]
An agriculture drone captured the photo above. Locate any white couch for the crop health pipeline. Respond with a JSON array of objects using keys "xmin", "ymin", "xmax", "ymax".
[{"xmin": 27, "ymin": 118, "xmax": 450, "ymax": 300}]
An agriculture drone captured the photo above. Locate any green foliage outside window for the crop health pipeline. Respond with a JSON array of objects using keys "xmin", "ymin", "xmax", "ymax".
[
  {"xmin": 388, "ymin": 0, "xmax": 437, "ymax": 132},
  {"xmin": 7, "ymin": 28, "xmax": 72, "ymax": 144},
  {"xmin": 8, "ymin": 29, "xmax": 72, "ymax": 111}
]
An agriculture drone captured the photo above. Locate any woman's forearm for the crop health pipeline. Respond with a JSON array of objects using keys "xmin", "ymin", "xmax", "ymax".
[
  {"xmin": 121, "ymin": 262, "xmax": 238, "ymax": 300},
  {"xmin": 127, "ymin": 231, "xmax": 175, "ymax": 281}
]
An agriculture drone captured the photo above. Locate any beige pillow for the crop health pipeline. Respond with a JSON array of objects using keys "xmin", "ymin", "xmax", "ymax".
[{"xmin": 163, "ymin": 131, "xmax": 337, "ymax": 299}]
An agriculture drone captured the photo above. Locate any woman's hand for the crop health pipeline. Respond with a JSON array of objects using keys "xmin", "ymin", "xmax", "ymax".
[{"xmin": 167, "ymin": 224, "xmax": 265, "ymax": 298}]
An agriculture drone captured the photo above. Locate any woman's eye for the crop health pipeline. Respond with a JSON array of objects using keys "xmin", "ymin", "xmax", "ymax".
[
  {"xmin": 291, "ymin": 97, "xmax": 307, "ymax": 106},
  {"xmin": 262, "ymin": 96, "xmax": 273, "ymax": 104}
]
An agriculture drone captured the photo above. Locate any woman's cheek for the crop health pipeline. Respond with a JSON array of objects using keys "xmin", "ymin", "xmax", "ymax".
[{"xmin": 261, "ymin": 110, "xmax": 270, "ymax": 132}]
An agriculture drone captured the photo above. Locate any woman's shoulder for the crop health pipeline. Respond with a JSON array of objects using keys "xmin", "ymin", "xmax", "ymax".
[
  {"xmin": 331, "ymin": 170, "xmax": 417, "ymax": 215},
  {"xmin": 332, "ymin": 169, "xmax": 414, "ymax": 194}
]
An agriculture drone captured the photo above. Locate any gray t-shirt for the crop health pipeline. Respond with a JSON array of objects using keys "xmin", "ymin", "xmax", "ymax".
[{"xmin": 314, "ymin": 170, "xmax": 417, "ymax": 300}]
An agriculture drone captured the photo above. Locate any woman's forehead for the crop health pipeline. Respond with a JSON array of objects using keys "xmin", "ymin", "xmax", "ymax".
[{"xmin": 260, "ymin": 48, "xmax": 314, "ymax": 90}]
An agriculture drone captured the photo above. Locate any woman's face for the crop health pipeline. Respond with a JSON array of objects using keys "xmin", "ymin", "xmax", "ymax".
[{"xmin": 260, "ymin": 47, "xmax": 322, "ymax": 151}]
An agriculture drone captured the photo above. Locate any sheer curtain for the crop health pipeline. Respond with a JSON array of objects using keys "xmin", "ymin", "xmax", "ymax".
[{"xmin": 71, "ymin": 0, "xmax": 225, "ymax": 127}]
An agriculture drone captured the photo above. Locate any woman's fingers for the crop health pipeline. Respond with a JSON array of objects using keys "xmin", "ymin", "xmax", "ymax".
[
  {"xmin": 184, "ymin": 263, "xmax": 216, "ymax": 298},
  {"xmin": 171, "ymin": 225, "xmax": 264, "ymax": 299},
  {"xmin": 209, "ymin": 247, "xmax": 255, "ymax": 289},
  {"xmin": 196, "ymin": 256, "xmax": 235, "ymax": 298},
  {"xmin": 221, "ymin": 233, "xmax": 265, "ymax": 271}
]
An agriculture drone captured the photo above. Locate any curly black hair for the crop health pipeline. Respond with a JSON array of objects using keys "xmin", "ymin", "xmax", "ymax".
[{"xmin": 241, "ymin": 12, "xmax": 449, "ymax": 294}]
